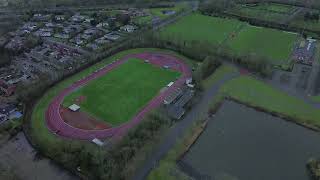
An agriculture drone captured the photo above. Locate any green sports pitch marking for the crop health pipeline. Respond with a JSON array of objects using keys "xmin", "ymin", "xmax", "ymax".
[{"xmin": 63, "ymin": 58, "xmax": 181, "ymax": 126}]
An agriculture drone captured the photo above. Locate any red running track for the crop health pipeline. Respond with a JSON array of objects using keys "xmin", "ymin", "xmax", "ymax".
[{"xmin": 46, "ymin": 52, "xmax": 192, "ymax": 140}]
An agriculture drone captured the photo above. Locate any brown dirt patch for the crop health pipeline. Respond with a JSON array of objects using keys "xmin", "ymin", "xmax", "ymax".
[{"xmin": 59, "ymin": 107, "xmax": 111, "ymax": 130}]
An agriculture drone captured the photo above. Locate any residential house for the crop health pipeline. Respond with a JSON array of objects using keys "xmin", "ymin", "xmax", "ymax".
[
  {"xmin": 71, "ymin": 14, "xmax": 85, "ymax": 23},
  {"xmin": 96, "ymin": 22, "xmax": 109, "ymax": 28},
  {"xmin": 32, "ymin": 14, "xmax": 52, "ymax": 21},
  {"xmin": 55, "ymin": 15, "xmax": 65, "ymax": 22},
  {"xmin": 0, "ymin": 103, "xmax": 18, "ymax": 123},
  {"xmin": 120, "ymin": 25, "xmax": 136, "ymax": 33},
  {"xmin": 104, "ymin": 32, "xmax": 121, "ymax": 41},
  {"xmin": 5, "ymin": 36, "xmax": 25, "ymax": 52}
]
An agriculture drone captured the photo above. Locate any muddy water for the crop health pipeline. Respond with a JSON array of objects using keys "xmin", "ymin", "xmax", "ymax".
[{"xmin": 183, "ymin": 101, "xmax": 320, "ymax": 180}]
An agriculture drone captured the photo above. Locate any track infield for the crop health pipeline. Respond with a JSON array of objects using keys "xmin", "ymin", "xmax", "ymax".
[
  {"xmin": 45, "ymin": 52, "xmax": 192, "ymax": 140},
  {"xmin": 62, "ymin": 58, "xmax": 181, "ymax": 126}
]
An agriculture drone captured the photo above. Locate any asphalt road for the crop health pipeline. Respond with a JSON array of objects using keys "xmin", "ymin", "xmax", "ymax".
[{"xmin": 132, "ymin": 72, "xmax": 240, "ymax": 180}]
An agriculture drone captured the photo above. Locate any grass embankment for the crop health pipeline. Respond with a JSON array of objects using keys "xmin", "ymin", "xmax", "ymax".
[
  {"xmin": 63, "ymin": 58, "xmax": 180, "ymax": 125},
  {"xmin": 201, "ymin": 65, "xmax": 238, "ymax": 89},
  {"xmin": 220, "ymin": 76, "xmax": 320, "ymax": 127},
  {"xmin": 147, "ymin": 120, "xmax": 208, "ymax": 180},
  {"xmin": 30, "ymin": 48, "xmax": 195, "ymax": 152}
]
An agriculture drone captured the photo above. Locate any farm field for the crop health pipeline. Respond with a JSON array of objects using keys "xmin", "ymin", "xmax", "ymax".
[
  {"xmin": 63, "ymin": 58, "xmax": 180, "ymax": 125},
  {"xmin": 228, "ymin": 25, "xmax": 297, "ymax": 66},
  {"xmin": 160, "ymin": 14, "xmax": 244, "ymax": 44}
]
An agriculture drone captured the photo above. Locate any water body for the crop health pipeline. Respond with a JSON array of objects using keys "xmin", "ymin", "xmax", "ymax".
[{"xmin": 182, "ymin": 101, "xmax": 320, "ymax": 180}]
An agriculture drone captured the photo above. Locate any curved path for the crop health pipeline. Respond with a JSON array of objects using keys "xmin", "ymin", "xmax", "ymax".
[{"xmin": 46, "ymin": 52, "xmax": 192, "ymax": 140}]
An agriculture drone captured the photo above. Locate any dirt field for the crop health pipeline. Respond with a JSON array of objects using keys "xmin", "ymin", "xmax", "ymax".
[
  {"xmin": 60, "ymin": 107, "xmax": 111, "ymax": 130},
  {"xmin": 0, "ymin": 132, "xmax": 78, "ymax": 180}
]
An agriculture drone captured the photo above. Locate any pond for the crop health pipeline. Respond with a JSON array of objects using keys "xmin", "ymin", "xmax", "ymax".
[{"xmin": 181, "ymin": 101, "xmax": 320, "ymax": 180}]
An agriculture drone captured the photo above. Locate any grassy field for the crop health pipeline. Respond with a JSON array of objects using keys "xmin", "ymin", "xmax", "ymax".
[
  {"xmin": 220, "ymin": 76, "xmax": 320, "ymax": 126},
  {"xmin": 161, "ymin": 13, "xmax": 297, "ymax": 68},
  {"xmin": 63, "ymin": 58, "xmax": 180, "ymax": 125},
  {"xmin": 161, "ymin": 14, "xmax": 244, "ymax": 44},
  {"xmin": 30, "ymin": 48, "xmax": 195, "ymax": 151},
  {"xmin": 228, "ymin": 25, "xmax": 297, "ymax": 66}
]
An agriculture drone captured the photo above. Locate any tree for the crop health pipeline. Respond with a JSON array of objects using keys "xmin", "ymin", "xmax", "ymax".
[{"xmin": 116, "ymin": 13, "xmax": 131, "ymax": 25}]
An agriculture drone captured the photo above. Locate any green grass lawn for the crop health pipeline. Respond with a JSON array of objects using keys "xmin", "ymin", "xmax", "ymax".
[
  {"xmin": 219, "ymin": 76, "xmax": 320, "ymax": 127},
  {"xmin": 311, "ymin": 95, "xmax": 320, "ymax": 102},
  {"xmin": 63, "ymin": 58, "xmax": 180, "ymax": 125},
  {"xmin": 161, "ymin": 13, "xmax": 244, "ymax": 44},
  {"xmin": 161, "ymin": 13, "xmax": 297, "ymax": 68},
  {"xmin": 228, "ymin": 25, "xmax": 297, "ymax": 66}
]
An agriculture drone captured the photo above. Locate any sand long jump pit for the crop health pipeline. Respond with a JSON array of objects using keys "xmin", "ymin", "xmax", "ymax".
[{"xmin": 45, "ymin": 52, "xmax": 192, "ymax": 140}]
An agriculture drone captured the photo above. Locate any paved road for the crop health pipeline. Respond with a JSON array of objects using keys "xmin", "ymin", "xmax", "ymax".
[{"xmin": 132, "ymin": 72, "xmax": 240, "ymax": 180}]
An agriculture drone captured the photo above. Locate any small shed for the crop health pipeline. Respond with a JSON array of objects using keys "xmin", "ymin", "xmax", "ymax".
[
  {"xmin": 167, "ymin": 82, "xmax": 174, "ymax": 87},
  {"xmin": 69, "ymin": 104, "xmax": 80, "ymax": 112},
  {"xmin": 92, "ymin": 138, "xmax": 104, "ymax": 146}
]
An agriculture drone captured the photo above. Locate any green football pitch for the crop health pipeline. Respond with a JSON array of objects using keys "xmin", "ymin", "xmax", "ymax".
[
  {"xmin": 228, "ymin": 25, "xmax": 297, "ymax": 66},
  {"xmin": 160, "ymin": 13, "xmax": 244, "ymax": 44},
  {"xmin": 63, "ymin": 58, "xmax": 180, "ymax": 125},
  {"xmin": 161, "ymin": 13, "xmax": 298, "ymax": 68}
]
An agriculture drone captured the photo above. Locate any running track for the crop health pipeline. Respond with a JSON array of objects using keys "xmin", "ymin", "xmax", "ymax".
[{"xmin": 46, "ymin": 52, "xmax": 192, "ymax": 140}]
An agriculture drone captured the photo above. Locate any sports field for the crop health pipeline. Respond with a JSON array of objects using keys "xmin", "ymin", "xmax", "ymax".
[
  {"xmin": 228, "ymin": 25, "xmax": 297, "ymax": 65},
  {"xmin": 63, "ymin": 58, "xmax": 180, "ymax": 125},
  {"xmin": 161, "ymin": 13, "xmax": 298, "ymax": 68},
  {"xmin": 161, "ymin": 14, "xmax": 244, "ymax": 44}
]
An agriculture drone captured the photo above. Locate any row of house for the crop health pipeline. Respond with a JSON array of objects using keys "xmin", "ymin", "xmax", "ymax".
[{"xmin": 0, "ymin": 9, "xmax": 142, "ymax": 98}]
